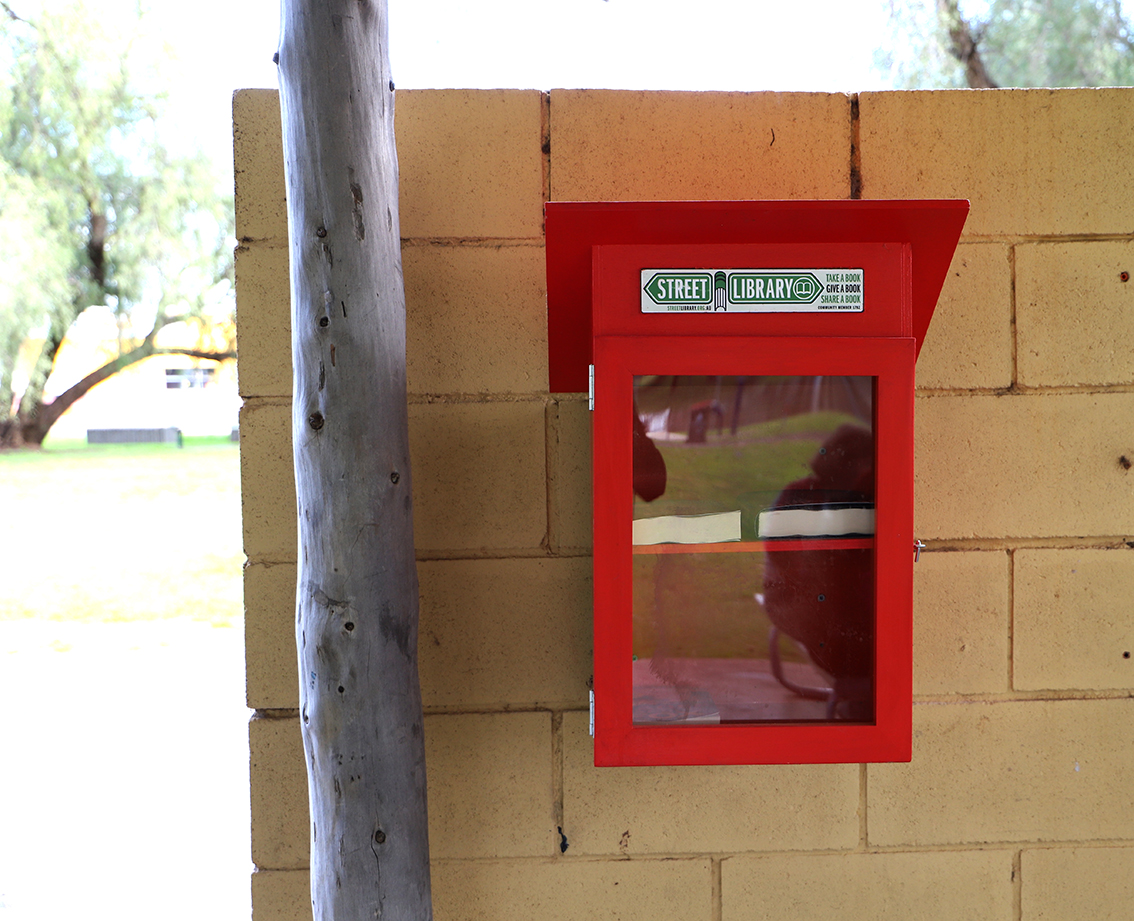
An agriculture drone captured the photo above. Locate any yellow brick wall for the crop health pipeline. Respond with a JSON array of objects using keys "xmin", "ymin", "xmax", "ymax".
[{"xmin": 235, "ymin": 87, "xmax": 1134, "ymax": 921}]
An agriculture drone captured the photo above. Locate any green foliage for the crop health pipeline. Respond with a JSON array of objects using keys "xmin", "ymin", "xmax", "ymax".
[
  {"xmin": 0, "ymin": 161, "xmax": 70, "ymax": 411},
  {"xmin": 0, "ymin": 0, "xmax": 234, "ymax": 443},
  {"xmin": 879, "ymin": 0, "xmax": 1134, "ymax": 88}
]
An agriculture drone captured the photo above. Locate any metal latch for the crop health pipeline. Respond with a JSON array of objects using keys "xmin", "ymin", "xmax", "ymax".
[
  {"xmin": 588, "ymin": 364, "xmax": 594, "ymax": 411},
  {"xmin": 589, "ymin": 690, "xmax": 595, "ymax": 736},
  {"xmin": 914, "ymin": 540, "xmax": 926, "ymax": 563}
]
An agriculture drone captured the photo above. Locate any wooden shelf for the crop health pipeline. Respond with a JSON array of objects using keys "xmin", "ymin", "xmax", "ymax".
[{"xmin": 632, "ymin": 537, "xmax": 874, "ymax": 555}]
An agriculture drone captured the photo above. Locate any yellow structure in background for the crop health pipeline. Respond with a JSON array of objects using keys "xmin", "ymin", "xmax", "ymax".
[{"xmin": 235, "ymin": 88, "xmax": 1134, "ymax": 920}]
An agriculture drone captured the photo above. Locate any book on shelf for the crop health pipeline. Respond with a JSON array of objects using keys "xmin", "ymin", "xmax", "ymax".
[
  {"xmin": 757, "ymin": 503, "xmax": 875, "ymax": 540},
  {"xmin": 633, "ymin": 510, "xmax": 742, "ymax": 545}
]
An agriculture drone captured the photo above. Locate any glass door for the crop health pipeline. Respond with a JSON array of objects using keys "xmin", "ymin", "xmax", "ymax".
[
  {"xmin": 630, "ymin": 375, "xmax": 876, "ymax": 725},
  {"xmin": 591, "ymin": 334, "xmax": 915, "ymax": 765}
]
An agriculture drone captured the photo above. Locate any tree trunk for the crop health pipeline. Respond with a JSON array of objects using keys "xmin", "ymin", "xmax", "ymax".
[
  {"xmin": 938, "ymin": 0, "xmax": 1000, "ymax": 88},
  {"xmin": 277, "ymin": 3, "xmax": 432, "ymax": 920}
]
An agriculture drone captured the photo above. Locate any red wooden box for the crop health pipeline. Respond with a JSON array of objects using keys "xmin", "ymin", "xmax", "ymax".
[{"xmin": 546, "ymin": 201, "xmax": 967, "ymax": 766}]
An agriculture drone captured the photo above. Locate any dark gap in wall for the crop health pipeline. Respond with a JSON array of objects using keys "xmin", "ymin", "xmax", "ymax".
[
  {"xmin": 541, "ymin": 91, "xmax": 552, "ymax": 220},
  {"xmin": 543, "ymin": 400, "xmax": 558, "ymax": 554},
  {"xmin": 850, "ymin": 94, "xmax": 862, "ymax": 200},
  {"xmin": 551, "ymin": 711, "xmax": 565, "ymax": 844},
  {"xmin": 1008, "ymin": 245, "xmax": 1019, "ymax": 389}
]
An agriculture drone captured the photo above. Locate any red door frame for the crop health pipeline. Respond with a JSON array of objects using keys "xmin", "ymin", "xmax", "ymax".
[{"xmin": 593, "ymin": 335, "xmax": 915, "ymax": 766}]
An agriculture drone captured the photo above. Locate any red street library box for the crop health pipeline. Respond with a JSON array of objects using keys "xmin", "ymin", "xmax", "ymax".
[{"xmin": 545, "ymin": 200, "xmax": 968, "ymax": 766}]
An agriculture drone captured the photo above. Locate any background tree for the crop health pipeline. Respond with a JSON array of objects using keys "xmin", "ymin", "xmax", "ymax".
[
  {"xmin": 0, "ymin": 0, "xmax": 235, "ymax": 448},
  {"xmin": 879, "ymin": 0, "xmax": 1134, "ymax": 88}
]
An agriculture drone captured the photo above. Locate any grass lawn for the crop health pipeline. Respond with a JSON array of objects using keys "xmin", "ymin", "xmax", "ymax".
[
  {"xmin": 0, "ymin": 437, "xmax": 244, "ymax": 627},
  {"xmin": 0, "ymin": 437, "xmax": 251, "ymax": 920}
]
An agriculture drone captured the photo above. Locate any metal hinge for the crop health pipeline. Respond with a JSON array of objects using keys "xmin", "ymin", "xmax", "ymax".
[
  {"xmin": 914, "ymin": 539, "xmax": 926, "ymax": 563},
  {"xmin": 588, "ymin": 364, "xmax": 594, "ymax": 411},
  {"xmin": 589, "ymin": 690, "xmax": 595, "ymax": 736}
]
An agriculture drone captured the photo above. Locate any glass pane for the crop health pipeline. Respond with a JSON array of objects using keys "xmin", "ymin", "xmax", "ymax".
[{"xmin": 631, "ymin": 375, "xmax": 875, "ymax": 724}]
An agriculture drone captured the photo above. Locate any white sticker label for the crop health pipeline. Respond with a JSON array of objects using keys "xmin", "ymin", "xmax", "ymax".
[{"xmin": 641, "ymin": 269, "xmax": 864, "ymax": 313}]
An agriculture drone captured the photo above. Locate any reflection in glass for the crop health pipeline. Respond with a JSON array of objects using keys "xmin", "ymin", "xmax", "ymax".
[{"xmin": 632, "ymin": 375, "xmax": 875, "ymax": 725}]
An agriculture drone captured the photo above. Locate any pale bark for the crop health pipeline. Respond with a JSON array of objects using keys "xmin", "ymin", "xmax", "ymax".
[{"xmin": 277, "ymin": 2, "xmax": 432, "ymax": 920}]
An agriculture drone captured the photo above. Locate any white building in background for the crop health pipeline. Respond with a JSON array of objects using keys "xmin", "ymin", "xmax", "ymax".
[{"xmin": 34, "ymin": 305, "xmax": 239, "ymax": 442}]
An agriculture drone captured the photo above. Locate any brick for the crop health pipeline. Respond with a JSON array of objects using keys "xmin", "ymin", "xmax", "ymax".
[
  {"xmin": 245, "ymin": 561, "xmax": 299, "ymax": 710},
  {"xmin": 236, "ymin": 243, "xmax": 292, "ymax": 399},
  {"xmin": 249, "ymin": 716, "xmax": 309, "ymax": 870},
  {"xmin": 723, "ymin": 850, "xmax": 1013, "ymax": 921},
  {"xmin": 240, "ymin": 399, "xmax": 297, "ymax": 563},
  {"xmin": 916, "ymin": 243, "xmax": 1013, "ymax": 391},
  {"xmin": 396, "ymin": 89, "xmax": 545, "ymax": 240},
  {"xmin": 561, "ymin": 712, "xmax": 859, "ymax": 855},
  {"xmin": 248, "ymin": 711, "xmax": 560, "ymax": 873},
  {"xmin": 915, "ymin": 392, "xmax": 1134, "ymax": 540},
  {"xmin": 418, "ymin": 558, "xmax": 591, "ymax": 710},
  {"xmin": 251, "ymin": 870, "xmax": 311, "ymax": 921},
  {"xmin": 1017, "ymin": 241, "xmax": 1134, "ymax": 388},
  {"xmin": 1021, "ymin": 846, "xmax": 1134, "ymax": 921},
  {"xmin": 550, "ymin": 90, "xmax": 850, "ymax": 201},
  {"xmin": 869, "ymin": 699, "xmax": 1134, "ymax": 846},
  {"xmin": 1014, "ymin": 549, "xmax": 1134, "ymax": 692},
  {"xmin": 409, "ymin": 400, "xmax": 546, "ymax": 552},
  {"xmin": 250, "ymin": 557, "xmax": 593, "ymax": 714},
  {"xmin": 859, "ymin": 89, "xmax": 1134, "ymax": 237},
  {"xmin": 432, "ymin": 857, "xmax": 712, "ymax": 921},
  {"xmin": 234, "ymin": 89, "xmax": 287, "ymax": 243},
  {"xmin": 913, "ymin": 551, "xmax": 1009, "ymax": 696},
  {"xmin": 550, "ymin": 398, "xmax": 592, "ymax": 551},
  {"xmin": 404, "ymin": 244, "xmax": 547, "ymax": 395},
  {"xmin": 426, "ymin": 712, "xmax": 554, "ymax": 859}
]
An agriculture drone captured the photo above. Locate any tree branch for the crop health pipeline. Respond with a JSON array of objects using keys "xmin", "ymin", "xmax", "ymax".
[
  {"xmin": 938, "ymin": 0, "xmax": 1000, "ymax": 88},
  {"xmin": 153, "ymin": 346, "xmax": 236, "ymax": 362},
  {"xmin": 20, "ymin": 337, "xmax": 233, "ymax": 443},
  {"xmin": 0, "ymin": 1, "xmax": 25, "ymax": 23}
]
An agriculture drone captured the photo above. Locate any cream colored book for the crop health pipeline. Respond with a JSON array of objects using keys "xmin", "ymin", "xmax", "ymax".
[
  {"xmin": 633, "ymin": 510, "xmax": 742, "ymax": 545},
  {"xmin": 757, "ymin": 503, "xmax": 875, "ymax": 540}
]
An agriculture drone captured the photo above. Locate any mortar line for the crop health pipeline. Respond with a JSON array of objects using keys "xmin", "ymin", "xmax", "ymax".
[
  {"xmin": 711, "ymin": 856, "xmax": 723, "ymax": 921},
  {"xmin": 1013, "ymin": 849, "xmax": 1023, "ymax": 921},
  {"xmin": 424, "ymin": 704, "xmax": 588, "ymax": 717},
  {"xmin": 399, "ymin": 236, "xmax": 545, "ymax": 248},
  {"xmin": 235, "ymin": 237, "xmax": 290, "ymax": 249},
  {"xmin": 414, "ymin": 547, "xmax": 592, "ymax": 563},
  {"xmin": 1008, "ymin": 244, "xmax": 1019, "ymax": 388},
  {"xmin": 959, "ymin": 232, "xmax": 1134, "ymax": 244},
  {"xmin": 251, "ymin": 708, "xmax": 301, "ymax": 720},
  {"xmin": 1007, "ymin": 547, "xmax": 1016, "ymax": 691},
  {"xmin": 544, "ymin": 400, "xmax": 559, "ymax": 554},
  {"xmin": 551, "ymin": 711, "xmax": 565, "ymax": 849},
  {"xmin": 541, "ymin": 91, "xmax": 552, "ymax": 208},
  {"xmin": 910, "ymin": 687, "xmax": 1134, "ymax": 704},
  {"xmin": 427, "ymin": 840, "xmax": 1130, "ymax": 867},
  {"xmin": 859, "ymin": 763, "xmax": 869, "ymax": 849},
  {"xmin": 886, "ymin": 537, "xmax": 1134, "ymax": 552},
  {"xmin": 915, "ymin": 382, "xmax": 1134, "ymax": 396},
  {"xmin": 407, "ymin": 391, "xmax": 552, "ymax": 405}
]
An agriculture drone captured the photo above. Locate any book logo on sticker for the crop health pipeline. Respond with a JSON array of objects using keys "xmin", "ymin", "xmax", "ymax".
[{"xmin": 641, "ymin": 268, "xmax": 864, "ymax": 313}]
